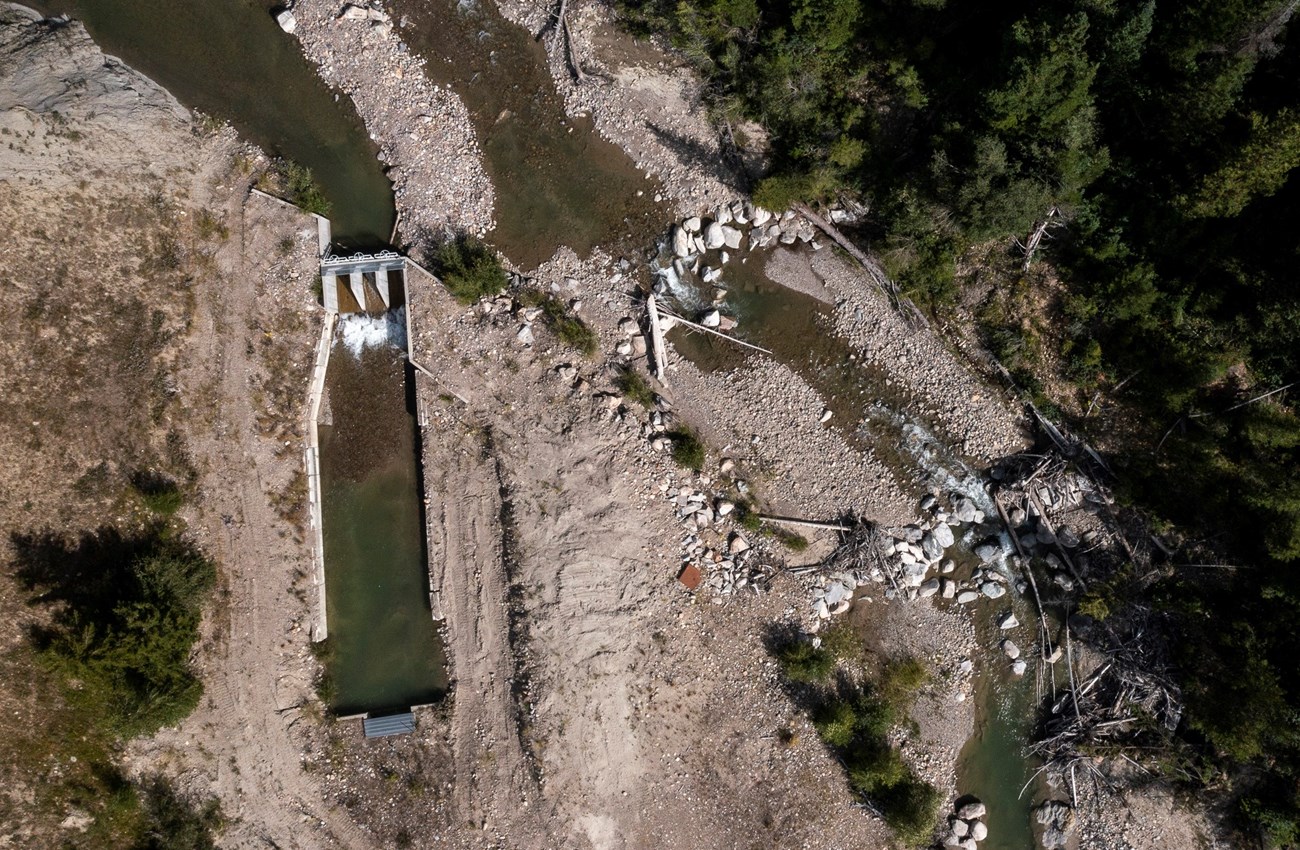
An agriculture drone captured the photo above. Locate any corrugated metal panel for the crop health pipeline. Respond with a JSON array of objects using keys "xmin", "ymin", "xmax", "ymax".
[{"xmin": 363, "ymin": 712, "xmax": 416, "ymax": 738}]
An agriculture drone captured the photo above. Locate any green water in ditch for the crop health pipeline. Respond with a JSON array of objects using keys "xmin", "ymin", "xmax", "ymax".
[
  {"xmin": 29, "ymin": 0, "xmax": 395, "ymax": 246},
  {"xmin": 319, "ymin": 343, "xmax": 446, "ymax": 715}
]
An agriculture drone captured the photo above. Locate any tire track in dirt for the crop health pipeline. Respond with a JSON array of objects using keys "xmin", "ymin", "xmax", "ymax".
[{"xmin": 423, "ymin": 419, "xmax": 555, "ymax": 845}]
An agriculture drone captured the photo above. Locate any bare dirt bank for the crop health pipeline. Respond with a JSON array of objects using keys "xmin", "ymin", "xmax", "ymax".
[{"xmin": 1, "ymin": 7, "xmax": 366, "ymax": 848}]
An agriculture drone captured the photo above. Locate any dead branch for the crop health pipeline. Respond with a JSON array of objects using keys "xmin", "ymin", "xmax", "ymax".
[{"xmin": 791, "ymin": 202, "xmax": 929, "ymax": 330}]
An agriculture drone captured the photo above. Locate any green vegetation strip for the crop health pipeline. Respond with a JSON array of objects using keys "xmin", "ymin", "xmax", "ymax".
[{"xmin": 772, "ymin": 624, "xmax": 939, "ymax": 844}]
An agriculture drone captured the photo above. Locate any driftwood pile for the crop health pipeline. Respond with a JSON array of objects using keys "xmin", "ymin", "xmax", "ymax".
[{"xmin": 1028, "ymin": 657, "xmax": 1182, "ymax": 804}]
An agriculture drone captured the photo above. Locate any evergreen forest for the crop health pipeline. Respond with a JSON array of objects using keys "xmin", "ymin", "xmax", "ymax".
[{"xmin": 615, "ymin": 0, "xmax": 1300, "ymax": 844}]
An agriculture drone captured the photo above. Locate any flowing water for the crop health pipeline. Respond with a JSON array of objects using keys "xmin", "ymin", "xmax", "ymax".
[
  {"xmin": 390, "ymin": 0, "xmax": 666, "ymax": 268},
  {"xmin": 319, "ymin": 339, "xmax": 447, "ymax": 715},
  {"xmin": 656, "ymin": 242, "xmax": 1039, "ymax": 844},
  {"xmin": 957, "ymin": 604, "xmax": 1043, "ymax": 849},
  {"xmin": 30, "ymin": 0, "xmax": 396, "ymax": 246}
]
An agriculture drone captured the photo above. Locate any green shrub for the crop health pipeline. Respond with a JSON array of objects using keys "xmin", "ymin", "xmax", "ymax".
[
  {"xmin": 615, "ymin": 366, "xmax": 657, "ymax": 408},
  {"xmin": 280, "ymin": 161, "xmax": 331, "ymax": 217},
  {"xmin": 16, "ymin": 528, "xmax": 216, "ymax": 739},
  {"xmin": 430, "ymin": 235, "xmax": 507, "ymax": 304},
  {"xmin": 539, "ymin": 297, "xmax": 598, "ymax": 356},
  {"xmin": 667, "ymin": 427, "xmax": 706, "ymax": 471},
  {"xmin": 775, "ymin": 639, "xmax": 835, "ymax": 683},
  {"xmin": 813, "ymin": 698, "xmax": 858, "ymax": 747}
]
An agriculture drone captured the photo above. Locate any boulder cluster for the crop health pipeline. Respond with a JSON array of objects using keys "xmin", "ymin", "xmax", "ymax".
[
  {"xmin": 876, "ymin": 492, "xmax": 1005, "ymax": 603},
  {"xmin": 1035, "ymin": 800, "xmax": 1076, "ymax": 849},
  {"xmin": 663, "ymin": 478, "xmax": 769, "ymax": 601},
  {"xmin": 941, "ymin": 799, "xmax": 990, "ymax": 849}
]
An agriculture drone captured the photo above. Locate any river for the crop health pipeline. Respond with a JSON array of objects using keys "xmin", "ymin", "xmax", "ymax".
[{"xmin": 29, "ymin": 0, "xmax": 395, "ymax": 246}]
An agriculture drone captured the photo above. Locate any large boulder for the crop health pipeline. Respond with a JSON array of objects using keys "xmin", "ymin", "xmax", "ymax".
[
  {"xmin": 1001, "ymin": 639, "xmax": 1021, "ymax": 659},
  {"xmin": 721, "ymin": 225, "xmax": 743, "ymax": 249},
  {"xmin": 953, "ymin": 496, "xmax": 978, "ymax": 524},
  {"xmin": 704, "ymin": 221, "xmax": 726, "ymax": 250},
  {"xmin": 957, "ymin": 800, "xmax": 987, "ymax": 820},
  {"xmin": 933, "ymin": 523, "xmax": 955, "ymax": 548},
  {"xmin": 981, "ymin": 581, "xmax": 1007, "ymax": 599},
  {"xmin": 921, "ymin": 532, "xmax": 945, "ymax": 560},
  {"xmin": 672, "ymin": 226, "xmax": 692, "ymax": 257},
  {"xmin": 969, "ymin": 820, "xmax": 988, "ymax": 841}
]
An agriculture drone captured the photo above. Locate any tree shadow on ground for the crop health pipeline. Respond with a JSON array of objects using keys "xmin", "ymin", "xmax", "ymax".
[{"xmin": 646, "ymin": 123, "xmax": 751, "ymax": 195}]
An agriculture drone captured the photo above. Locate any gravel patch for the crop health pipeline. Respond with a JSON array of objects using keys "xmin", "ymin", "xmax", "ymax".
[{"xmin": 286, "ymin": 0, "xmax": 495, "ymax": 241}]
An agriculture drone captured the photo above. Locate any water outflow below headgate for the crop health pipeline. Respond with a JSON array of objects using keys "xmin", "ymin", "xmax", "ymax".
[{"xmin": 316, "ymin": 310, "xmax": 447, "ymax": 716}]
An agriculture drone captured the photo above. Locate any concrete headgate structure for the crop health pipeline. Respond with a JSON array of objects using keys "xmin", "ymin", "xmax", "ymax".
[{"xmin": 320, "ymin": 250, "xmax": 407, "ymax": 314}]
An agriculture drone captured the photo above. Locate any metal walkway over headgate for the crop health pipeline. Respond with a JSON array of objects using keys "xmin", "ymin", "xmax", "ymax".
[{"xmin": 321, "ymin": 250, "xmax": 407, "ymax": 314}]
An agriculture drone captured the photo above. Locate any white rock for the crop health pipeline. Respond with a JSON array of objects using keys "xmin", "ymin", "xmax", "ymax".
[
  {"xmin": 704, "ymin": 222, "xmax": 726, "ymax": 250},
  {"xmin": 716, "ymin": 500, "xmax": 735, "ymax": 517},
  {"xmin": 618, "ymin": 317, "xmax": 638, "ymax": 336},
  {"xmin": 721, "ymin": 225, "xmax": 743, "ymax": 249},
  {"xmin": 919, "ymin": 578, "xmax": 940, "ymax": 598},
  {"xmin": 752, "ymin": 207, "xmax": 772, "ymax": 226},
  {"xmin": 684, "ymin": 216, "xmax": 701, "ymax": 233},
  {"xmin": 957, "ymin": 590, "xmax": 979, "ymax": 604},
  {"xmin": 615, "ymin": 340, "xmax": 633, "ymax": 356},
  {"xmin": 516, "ymin": 324, "xmax": 534, "ymax": 346},
  {"xmin": 701, "ymin": 310, "xmax": 721, "ymax": 328},
  {"xmin": 981, "ymin": 581, "xmax": 1007, "ymax": 599},
  {"xmin": 999, "ymin": 612, "xmax": 1020, "ymax": 630},
  {"xmin": 672, "ymin": 226, "xmax": 692, "ymax": 257},
  {"xmin": 729, "ymin": 534, "xmax": 750, "ymax": 555},
  {"xmin": 715, "ymin": 205, "xmax": 733, "ymax": 225},
  {"xmin": 276, "ymin": 9, "xmax": 297, "ymax": 32},
  {"xmin": 819, "ymin": 408, "xmax": 833, "ymax": 424},
  {"xmin": 1001, "ymin": 639, "xmax": 1021, "ymax": 659},
  {"xmin": 970, "ymin": 821, "xmax": 989, "ymax": 841},
  {"xmin": 814, "ymin": 598, "xmax": 829, "ymax": 618},
  {"xmin": 1011, "ymin": 659, "xmax": 1027, "ymax": 676},
  {"xmin": 957, "ymin": 801, "xmax": 987, "ymax": 820}
]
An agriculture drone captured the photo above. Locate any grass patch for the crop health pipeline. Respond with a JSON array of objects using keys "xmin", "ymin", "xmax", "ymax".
[
  {"xmin": 130, "ymin": 471, "xmax": 184, "ymax": 518},
  {"xmin": 615, "ymin": 366, "xmax": 657, "ymax": 408},
  {"xmin": 774, "ymin": 638, "xmax": 835, "ymax": 683},
  {"xmin": 667, "ymin": 427, "xmax": 706, "ymax": 471},
  {"xmin": 537, "ymin": 297, "xmax": 598, "ymax": 356},
  {"xmin": 430, "ymin": 235, "xmax": 507, "ymax": 304}
]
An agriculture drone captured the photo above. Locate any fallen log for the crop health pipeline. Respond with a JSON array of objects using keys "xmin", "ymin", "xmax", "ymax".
[
  {"xmin": 645, "ymin": 293, "xmax": 669, "ymax": 385},
  {"xmin": 792, "ymin": 202, "xmax": 928, "ymax": 329},
  {"xmin": 656, "ymin": 306, "xmax": 775, "ymax": 355},
  {"xmin": 757, "ymin": 515, "xmax": 853, "ymax": 532}
]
